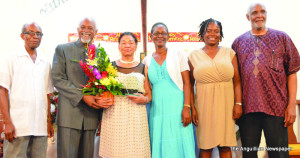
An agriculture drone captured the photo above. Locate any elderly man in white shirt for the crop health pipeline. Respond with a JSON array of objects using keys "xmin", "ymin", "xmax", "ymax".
[{"xmin": 0, "ymin": 22, "xmax": 54, "ymax": 158}]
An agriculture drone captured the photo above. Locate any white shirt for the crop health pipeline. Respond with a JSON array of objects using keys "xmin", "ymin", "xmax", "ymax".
[
  {"xmin": 145, "ymin": 48, "xmax": 190, "ymax": 91},
  {"xmin": 0, "ymin": 48, "xmax": 53, "ymax": 137}
]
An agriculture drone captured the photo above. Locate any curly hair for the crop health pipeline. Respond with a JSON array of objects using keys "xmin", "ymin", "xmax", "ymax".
[{"xmin": 198, "ymin": 18, "xmax": 224, "ymax": 42}]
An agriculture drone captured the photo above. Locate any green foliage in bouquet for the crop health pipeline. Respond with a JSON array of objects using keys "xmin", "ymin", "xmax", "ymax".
[{"xmin": 78, "ymin": 43, "xmax": 123, "ymax": 96}]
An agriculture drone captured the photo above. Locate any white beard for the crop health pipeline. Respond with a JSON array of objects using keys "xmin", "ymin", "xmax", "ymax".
[
  {"xmin": 80, "ymin": 32, "xmax": 92, "ymax": 44},
  {"xmin": 80, "ymin": 38, "xmax": 91, "ymax": 44}
]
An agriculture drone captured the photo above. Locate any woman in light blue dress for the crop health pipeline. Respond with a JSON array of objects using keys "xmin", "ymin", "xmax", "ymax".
[{"xmin": 145, "ymin": 22, "xmax": 196, "ymax": 158}]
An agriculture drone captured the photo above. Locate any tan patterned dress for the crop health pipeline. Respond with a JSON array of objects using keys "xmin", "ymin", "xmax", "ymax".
[
  {"xmin": 189, "ymin": 47, "xmax": 237, "ymax": 149},
  {"xmin": 99, "ymin": 62, "xmax": 151, "ymax": 158}
]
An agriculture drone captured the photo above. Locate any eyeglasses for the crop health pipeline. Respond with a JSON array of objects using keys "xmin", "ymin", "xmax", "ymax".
[
  {"xmin": 23, "ymin": 31, "xmax": 43, "ymax": 38},
  {"xmin": 80, "ymin": 26, "xmax": 95, "ymax": 31},
  {"xmin": 152, "ymin": 32, "xmax": 168, "ymax": 37}
]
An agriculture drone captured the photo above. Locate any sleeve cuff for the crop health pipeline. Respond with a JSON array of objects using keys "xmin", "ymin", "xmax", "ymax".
[
  {"xmin": 0, "ymin": 83, "xmax": 10, "ymax": 91},
  {"xmin": 71, "ymin": 93, "xmax": 84, "ymax": 106}
]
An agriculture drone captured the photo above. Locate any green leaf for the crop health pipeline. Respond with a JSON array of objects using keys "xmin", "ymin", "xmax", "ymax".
[{"xmin": 71, "ymin": 59, "xmax": 79, "ymax": 62}]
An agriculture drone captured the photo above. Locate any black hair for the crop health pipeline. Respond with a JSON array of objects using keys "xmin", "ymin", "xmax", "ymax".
[
  {"xmin": 150, "ymin": 22, "xmax": 169, "ymax": 35},
  {"xmin": 198, "ymin": 18, "xmax": 224, "ymax": 42},
  {"xmin": 118, "ymin": 32, "xmax": 138, "ymax": 44}
]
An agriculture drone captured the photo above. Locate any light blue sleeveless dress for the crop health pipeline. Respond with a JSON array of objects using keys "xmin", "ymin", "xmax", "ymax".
[{"xmin": 148, "ymin": 57, "xmax": 195, "ymax": 158}]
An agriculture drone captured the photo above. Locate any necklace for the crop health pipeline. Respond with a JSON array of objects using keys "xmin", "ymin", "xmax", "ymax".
[{"xmin": 120, "ymin": 59, "xmax": 135, "ymax": 64}]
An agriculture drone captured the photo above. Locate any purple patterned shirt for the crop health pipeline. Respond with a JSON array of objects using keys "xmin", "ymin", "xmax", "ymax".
[{"xmin": 232, "ymin": 28, "xmax": 300, "ymax": 117}]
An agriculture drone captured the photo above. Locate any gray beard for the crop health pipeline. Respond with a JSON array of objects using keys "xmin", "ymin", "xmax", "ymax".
[{"xmin": 80, "ymin": 38, "xmax": 91, "ymax": 44}]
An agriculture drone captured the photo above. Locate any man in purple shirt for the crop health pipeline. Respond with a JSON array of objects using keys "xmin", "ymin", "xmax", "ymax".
[{"xmin": 232, "ymin": 3, "xmax": 300, "ymax": 158}]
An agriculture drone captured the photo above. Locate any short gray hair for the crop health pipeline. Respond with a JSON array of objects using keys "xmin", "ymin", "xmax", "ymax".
[
  {"xmin": 21, "ymin": 22, "xmax": 42, "ymax": 33},
  {"xmin": 78, "ymin": 17, "xmax": 98, "ymax": 30},
  {"xmin": 247, "ymin": 3, "xmax": 267, "ymax": 15}
]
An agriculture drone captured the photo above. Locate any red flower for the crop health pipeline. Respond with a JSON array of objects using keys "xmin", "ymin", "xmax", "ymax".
[
  {"xmin": 88, "ymin": 77, "xmax": 96, "ymax": 84},
  {"xmin": 54, "ymin": 97, "xmax": 58, "ymax": 104},
  {"xmin": 101, "ymin": 71, "xmax": 108, "ymax": 78},
  {"xmin": 79, "ymin": 60, "xmax": 94, "ymax": 78},
  {"xmin": 81, "ymin": 77, "xmax": 96, "ymax": 88},
  {"xmin": 88, "ymin": 44, "xmax": 96, "ymax": 59}
]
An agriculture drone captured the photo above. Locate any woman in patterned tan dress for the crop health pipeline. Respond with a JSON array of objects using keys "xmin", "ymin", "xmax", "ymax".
[
  {"xmin": 99, "ymin": 32, "xmax": 152, "ymax": 158},
  {"xmin": 189, "ymin": 18, "xmax": 243, "ymax": 158}
]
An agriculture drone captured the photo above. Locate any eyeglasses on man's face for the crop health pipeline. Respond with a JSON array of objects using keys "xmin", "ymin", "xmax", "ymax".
[
  {"xmin": 23, "ymin": 31, "xmax": 43, "ymax": 38},
  {"xmin": 80, "ymin": 25, "xmax": 95, "ymax": 31}
]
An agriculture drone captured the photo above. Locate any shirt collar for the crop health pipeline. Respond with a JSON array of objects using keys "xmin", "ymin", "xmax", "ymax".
[
  {"xmin": 16, "ymin": 47, "xmax": 46, "ymax": 63},
  {"xmin": 75, "ymin": 39, "xmax": 86, "ymax": 48}
]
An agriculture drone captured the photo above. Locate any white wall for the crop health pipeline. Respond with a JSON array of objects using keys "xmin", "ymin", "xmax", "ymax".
[
  {"xmin": 1, "ymin": 0, "xmax": 298, "ymax": 95},
  {"xmin": 1, "ymin": 0, "xmax": 299, "ymax": 61}
]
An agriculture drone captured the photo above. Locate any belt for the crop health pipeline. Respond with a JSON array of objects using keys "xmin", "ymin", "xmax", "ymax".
[{"xmin": 121, "ymin": 89, "xmax": 142, "ymax": 95}]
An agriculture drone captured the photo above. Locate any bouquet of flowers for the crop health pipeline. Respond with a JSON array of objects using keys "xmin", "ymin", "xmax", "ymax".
[
  {"xmin": 49, "ymin": 91, "xmax": 58, "ymax": 123},
  {"xmin": 78, "ymin": 43, "xmax": 123, "ymax": 99}
]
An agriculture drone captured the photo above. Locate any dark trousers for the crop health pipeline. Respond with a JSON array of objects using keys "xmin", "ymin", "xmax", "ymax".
[
  {"xmin": 57, "ymin": 126, "xmax": 96, "ymax": 158},
  {"xmin": 238, "ymin": 112, "xmax": 289, "ymax": 158}
]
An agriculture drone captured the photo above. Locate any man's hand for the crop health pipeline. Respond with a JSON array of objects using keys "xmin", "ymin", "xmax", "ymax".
[
  {"xmin": 0, "ymin": 86, "xmax": 16, "ymax": 142},
  {"xmin": 233, "ymin": 105, "xmax": 243, "ymax": 120},
  {"xmin": 83, "ymin": 95, "xmax": 100, "ymax": 109},
  {"xmin": 95, "ymin": 94, "xmax": 113, "ymax": 109},
  {"xmin": 47, "ymin": 121, "xmax": 54, "ymax": 138},
  {"xmin": 4, "ymin": 121, "xmax": 16, "ymax": 143},
  {"xmin": 181, "ymin": 107, "xmax": 192, "ymax": 127},
  {"xmin": 284, "ymin": 104, "xmax": 296, "ymax": 127},
  {"xmin": 83, "ymin": 95, "xmax": 112, "ymax": 109}
]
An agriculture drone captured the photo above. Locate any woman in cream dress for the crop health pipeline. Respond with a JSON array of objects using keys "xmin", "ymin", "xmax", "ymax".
[
  {"xmin": 189, "ymin": 18, "xmax": 243, "ymax": 158},
  {"xmin": 99, "ymin": 32, "xmax": 152, "ymax": 158}
]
